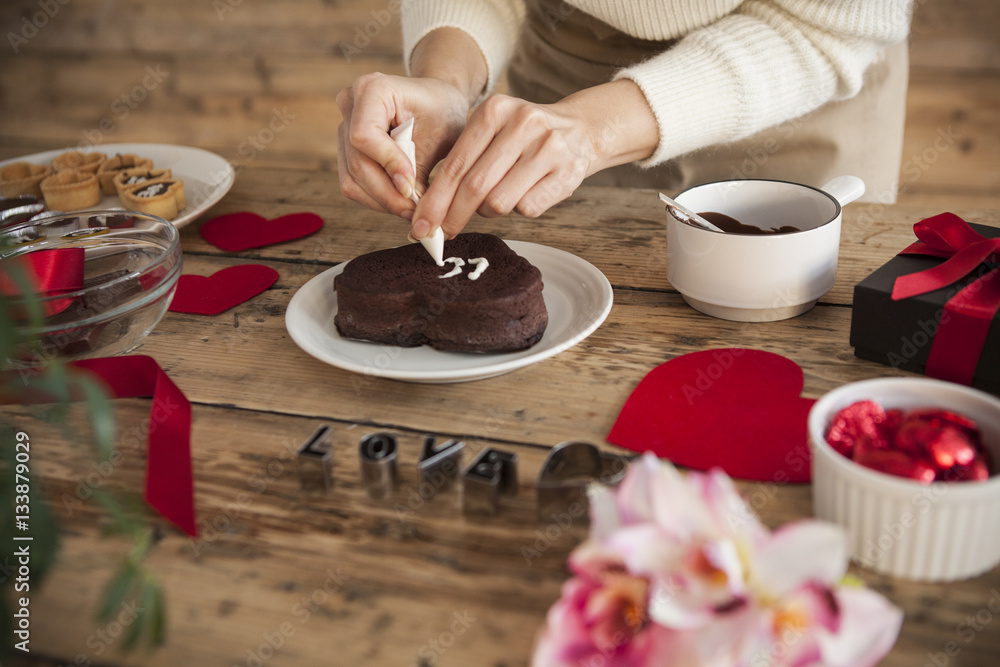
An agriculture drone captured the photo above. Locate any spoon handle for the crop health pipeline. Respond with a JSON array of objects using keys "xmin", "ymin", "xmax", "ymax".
[{"xmin": 658, "ymin": 193, "xmax": 724, "ymax": 233}]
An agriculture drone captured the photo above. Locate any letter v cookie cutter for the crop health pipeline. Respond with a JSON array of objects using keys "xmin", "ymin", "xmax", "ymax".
[
  {"xmin": 418, "ymin": 435, "xmax": 464, "ymax": 492},
  {"xmin": 535, "ymin": 441, "xmax": 633, "ymax": 521}
]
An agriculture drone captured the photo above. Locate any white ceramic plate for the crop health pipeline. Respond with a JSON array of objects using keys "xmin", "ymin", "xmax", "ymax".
[
  {"xmin": 285, "ymin": 241, "xmax": 614, "ymax": 383},
  {"xmin": 0, "ymin": 142, "xmax": 235, "ymax": 228}
]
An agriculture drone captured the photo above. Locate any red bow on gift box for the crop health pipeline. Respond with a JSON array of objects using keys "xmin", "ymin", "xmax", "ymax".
[{"xmin": 892, "ymin": 212, "xmax": 1000, "ymax": 386}]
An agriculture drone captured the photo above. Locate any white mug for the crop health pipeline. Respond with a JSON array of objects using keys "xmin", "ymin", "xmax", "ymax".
[{"xmin": 666, "ymin": 176, "xmax": 865, "ymax": 322}]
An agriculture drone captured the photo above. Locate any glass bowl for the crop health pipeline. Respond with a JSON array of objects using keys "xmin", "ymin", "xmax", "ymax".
[{"xmin": 1, "ymin": 209, "xmax": 181, "ymax": 366}]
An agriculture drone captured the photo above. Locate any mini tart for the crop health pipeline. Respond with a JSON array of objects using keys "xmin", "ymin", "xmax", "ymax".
[
  {"xmin": 97, "ymin": 154, "xmax": 154, "ymax": 194},
  {"xmin": 51, "ymin": 151, "xmax": 106, "ymax": 175},
  {"xmin": 119, "ymin": 179, "xmax": 186, "ymax": 221},
  {"xmin": 112, "ymin": 167, "xmax": 173, "ymax": 197},
  {"xmin": 0, "ymin": 162, "xmax": 53, "ymax": 197},
  {"xmin": 39, "ymin": 169, "xmax": 101, "ymax": 210}
]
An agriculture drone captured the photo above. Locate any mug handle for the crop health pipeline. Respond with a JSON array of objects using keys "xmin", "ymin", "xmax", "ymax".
[{"xmin": 821, "ymin": 175, "xmax": 865, "ymax": 207}]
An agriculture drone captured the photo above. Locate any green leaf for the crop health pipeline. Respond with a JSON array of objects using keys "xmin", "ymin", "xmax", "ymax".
[
  {"xmin": 0, "ymin": 256, "xmax": 44, "ymax": 329},
  {"xmin": 27, "ymin": 469, "xmax": 60, "ymax": 581},
  {"xmin": 90, "ymin": 489, "xmax": 137, "ymax": 537},
  {"xmin": 0, "ymin": 294, "xmax": 17, "ymax": 358},
  {"xmin": 99, "ymin": 563, "xmax": 137, "ymax": 622},
  {"xmin": 0, "ymin": 595, "xmax": 11, "ymax": 661},
  {"xmin": 122, "ymin": 577, "xmax": 158, "ymax": 651},
  {"xmin": 73, "ymin": 372, "xmax": 116, "ymax": 462},
  {"xmin": 148, "ymin": 580, "xmax": 166, "ymax": 647}
]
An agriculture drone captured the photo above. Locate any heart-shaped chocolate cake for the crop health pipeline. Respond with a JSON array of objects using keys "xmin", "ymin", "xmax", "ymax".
[{"xmin": 334, "ymin": 233, "xmax": 548, "ymax": 353}]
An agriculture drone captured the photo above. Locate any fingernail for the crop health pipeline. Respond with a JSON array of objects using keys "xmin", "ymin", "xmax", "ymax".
[
  {"xmin": 392, "ymin": 173, "xmax": 412, "ymax": 199},
  {"xmin": 411, "ymin": 218, "xmax": 430, "ymax": 239}
]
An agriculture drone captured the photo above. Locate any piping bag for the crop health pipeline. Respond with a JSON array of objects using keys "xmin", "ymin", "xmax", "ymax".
[{"xmin": 391, "ymin": 118, "xmax": 444, "ymax": 266}]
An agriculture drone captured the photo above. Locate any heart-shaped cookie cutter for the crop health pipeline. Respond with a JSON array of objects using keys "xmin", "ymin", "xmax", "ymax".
[{"xmin": 535, "ymin": 441, "xmax": 633, "ymax": 521}]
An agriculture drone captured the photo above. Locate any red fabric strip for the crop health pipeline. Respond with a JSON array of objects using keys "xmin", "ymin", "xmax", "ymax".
[
  {"xmin": 926, "ymin": 267, "xmax": 1000, "ymax": 386},
  {"xmin": 0, "ymin": 248, "xmax": 85, "ymax": 316},
  {"xmin": 3, "ymin": 355, "xmax": 197, "ymax": 536}
]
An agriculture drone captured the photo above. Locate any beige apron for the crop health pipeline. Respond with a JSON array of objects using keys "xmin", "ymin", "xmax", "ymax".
[{"xmin": 506, "ymin": 0, "xmax": 909, "ymax": 203}]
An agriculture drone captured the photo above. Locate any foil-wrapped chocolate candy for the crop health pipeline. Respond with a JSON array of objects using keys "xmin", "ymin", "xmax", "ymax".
[{"xmin": 825, "ymin": 400, "xmax": 992, "ymax": 483}]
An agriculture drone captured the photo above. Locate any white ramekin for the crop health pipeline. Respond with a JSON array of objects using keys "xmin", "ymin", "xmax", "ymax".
[{"xmin": 809, "ymin": 378, "xmax": 1000, "ymax": 582}]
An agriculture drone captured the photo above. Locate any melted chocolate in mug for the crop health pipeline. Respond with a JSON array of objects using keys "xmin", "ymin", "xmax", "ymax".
[{"xmin": 698, "ymin": 211, "xmax": 802, "ymax": 235}]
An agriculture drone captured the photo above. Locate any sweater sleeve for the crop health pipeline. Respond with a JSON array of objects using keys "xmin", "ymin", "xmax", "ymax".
[
  {"xmin": 612, "ymin": 0, "xmax": 913, "ymax": 167},
  {"xmin": 401, "ymin": 0, "xmax": 526, "ymax": 100}
]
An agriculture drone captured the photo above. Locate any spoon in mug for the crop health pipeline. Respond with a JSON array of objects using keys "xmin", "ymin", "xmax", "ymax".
[{"xmin": 658, "ymin": 192, "xmax": 725, "ymax": 233}]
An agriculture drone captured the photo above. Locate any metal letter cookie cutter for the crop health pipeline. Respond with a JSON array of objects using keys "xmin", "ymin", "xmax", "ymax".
[
  {"xmin": 296, "ymin": 425, "xmax": 334, "ymax": 491},
  {"xmin": 535, "ymin": 441, "xmax": 633, "ymax": 521},
  {"xmin": 462, "ymin": 448, "xmax": 518, "ymax": 516},
  {"xmin": 418, "ymin": 435, "xmax": 464, "ymax": 492},
  {"xmin": 359, "ymin": 432, "xmax": 398, "ymax": 499}
]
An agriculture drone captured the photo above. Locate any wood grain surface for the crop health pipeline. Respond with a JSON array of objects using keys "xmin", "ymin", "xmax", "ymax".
[
  {"xmin": 2, "ymin": 1, "xmax": 1000, "ymax": 665},
  {"xmin": 4, "ymin": 162, "xmax": 1000, "ymax": 666}
]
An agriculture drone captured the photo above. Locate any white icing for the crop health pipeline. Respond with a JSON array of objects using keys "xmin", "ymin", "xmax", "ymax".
[
  {"xmin": 438, "ymin": 257, "xmax": 465, "ymax": 278},
  {"xmin": 437, "ymin": 256, "xmax": 490, "ymax": 280},
  {"xmin": 135, "ymin": 183, "xmax": 167, "ymax": 197},
  {"xmin": 467, "ymin": 257, "xmax": 489, "ymax": 280}
]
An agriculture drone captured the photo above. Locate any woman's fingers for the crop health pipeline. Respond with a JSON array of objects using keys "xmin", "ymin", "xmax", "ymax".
[
  {"xmin": 412, "ymin": 95, "xmax": 594, "ymax": 237},
  {"xmin": 335, "ymin": 73, "xmax": 470, "ymax": 221}
]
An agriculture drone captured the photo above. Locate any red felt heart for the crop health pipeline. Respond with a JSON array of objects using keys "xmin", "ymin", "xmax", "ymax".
[
  {"xmin": 200, "ymin": 211, "xmax": 323, "ymax": 252},
  {"xmin": 169, "ymin": 264, "xmax": 278, "ymax": 315},
  {"xmin": 607, "ymin": 349, "xmax": 815, "ymax": 482}
]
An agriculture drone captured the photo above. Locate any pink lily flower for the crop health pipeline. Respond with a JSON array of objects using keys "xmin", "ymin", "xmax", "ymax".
[{"xmin": 532, "ymin": 454, "xmax": 902, "ymax": 667}]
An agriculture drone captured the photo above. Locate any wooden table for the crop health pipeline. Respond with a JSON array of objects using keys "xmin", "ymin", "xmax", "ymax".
[{"xmin": 7, "ymin": 166, "xmax": 1000, "ymax": 667}]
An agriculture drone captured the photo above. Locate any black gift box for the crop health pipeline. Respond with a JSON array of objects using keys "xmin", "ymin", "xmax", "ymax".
[{"xmin": 850, "ymin": 222, "xmax": 1000, "ymax": 393}]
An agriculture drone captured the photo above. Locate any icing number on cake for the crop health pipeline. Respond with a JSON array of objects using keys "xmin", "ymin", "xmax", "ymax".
[
  {"xmin": 468, "ymin": 257, "xmax": 489, "ymax": 280},
  {"xmin": 438, "ymin": 256, "xmax": 489, "ymax": 280},
  {"xmin": 439, "ymin": 257, "xmax": 465, "ymax": 278}
]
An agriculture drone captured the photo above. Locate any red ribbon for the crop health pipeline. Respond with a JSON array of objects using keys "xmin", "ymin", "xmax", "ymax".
[
  {"xmin": 892, "ymin": 213, "xmax": 1000, "ymax": 385},
  {"xmin": 0, "ymin": 248, "xmax": 85, "ymax": 317},
  {"xmin": 3, "ymin": 355, "xmax": 197, "ymax": 536}
]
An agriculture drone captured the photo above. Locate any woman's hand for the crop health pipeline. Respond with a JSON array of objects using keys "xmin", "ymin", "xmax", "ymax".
[
  {"xmin": 336, "ymin": 73, "xmax": 469, "ymax": 219},
  {"xmin": 410, "ymin": 79, "xmax": 660, "ymax": 239}
]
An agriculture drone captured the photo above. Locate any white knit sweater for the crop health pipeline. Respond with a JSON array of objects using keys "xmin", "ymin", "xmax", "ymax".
[{"xmin": 401, "ymin": 0, "xmax": 912, "ymax": 166}]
